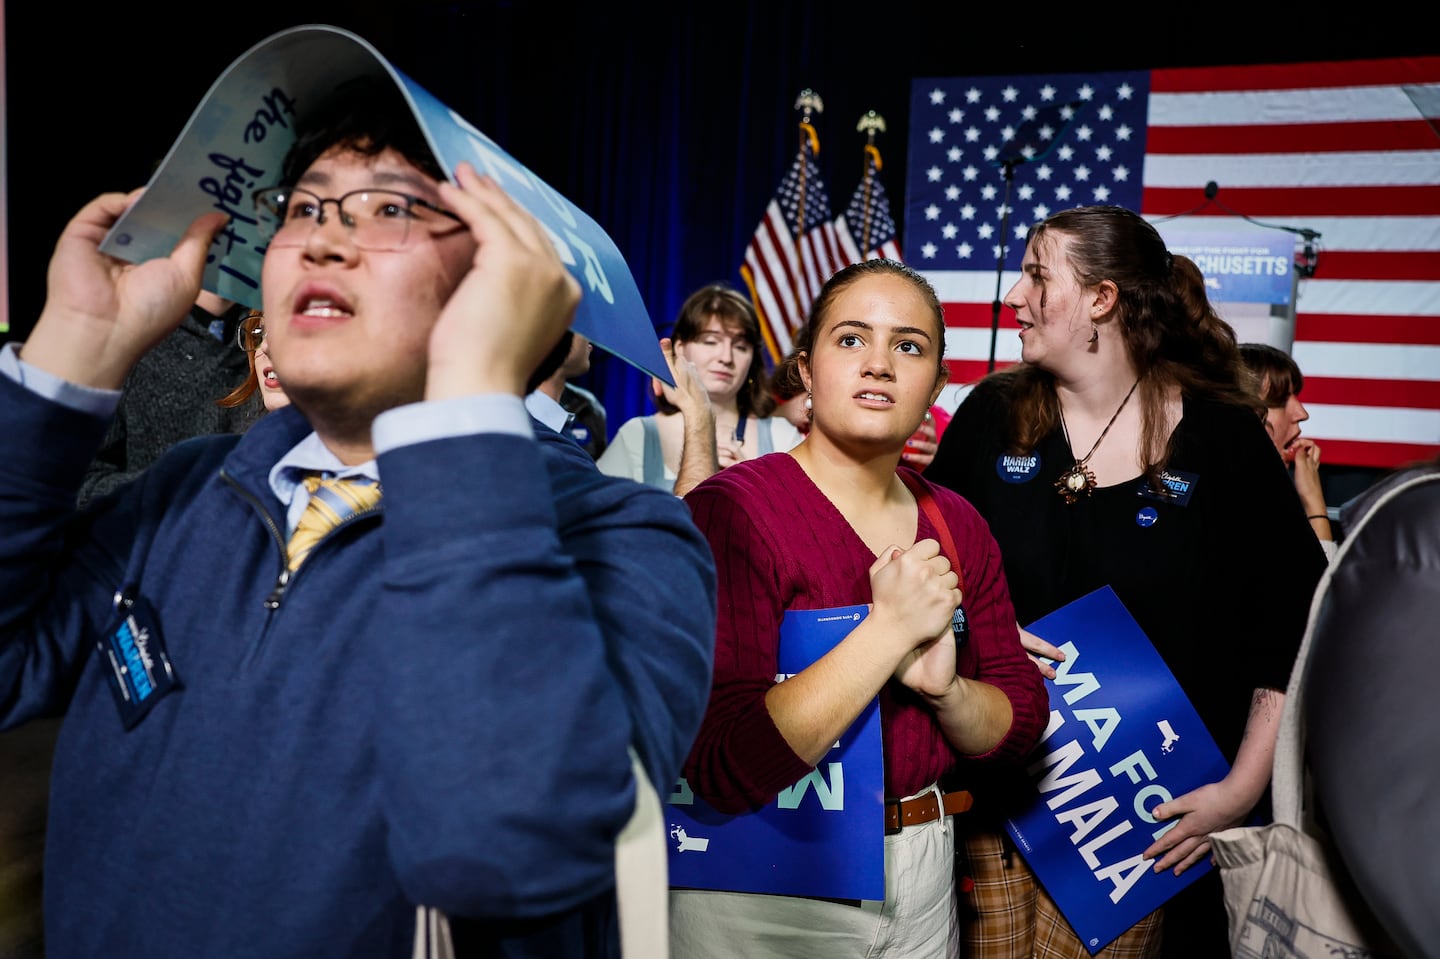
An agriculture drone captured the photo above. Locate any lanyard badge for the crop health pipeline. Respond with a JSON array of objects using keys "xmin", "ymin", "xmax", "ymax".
[{"xmin": 98, "ymin": 586, "xmax": 181, "ymax": 730}]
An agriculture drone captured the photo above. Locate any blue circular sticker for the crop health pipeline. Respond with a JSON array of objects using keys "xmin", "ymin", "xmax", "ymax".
[
  {"xmin": 1136, "ymin": 506, "xmax": 1159, "ymax": 528},
  {"xmin": 995, "ymin": 452, "xmax": 1042, "ymax": 484}
]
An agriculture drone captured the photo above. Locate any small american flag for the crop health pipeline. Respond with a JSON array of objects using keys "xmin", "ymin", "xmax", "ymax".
[
  {"xmin": 836, "ymin": 143, "xmax": 903, "ymax": 263},
  {"xmin": 742, "ymin": 117, "xmax": 848, "ymax": 365},
  {"xmin": 906, "ymin": 58, "xmax": 1440, "ymax": 470}
]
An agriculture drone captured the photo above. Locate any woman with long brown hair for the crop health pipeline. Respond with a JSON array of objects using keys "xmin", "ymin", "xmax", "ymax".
[{"xmin": 927, "ymin": 205, "xmax": 1326, "ymax": 957}]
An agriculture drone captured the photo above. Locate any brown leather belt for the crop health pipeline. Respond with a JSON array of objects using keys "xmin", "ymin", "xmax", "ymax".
[{"xmin": 884, "ymin": 788, "xmax": 974, "ymax": 835}]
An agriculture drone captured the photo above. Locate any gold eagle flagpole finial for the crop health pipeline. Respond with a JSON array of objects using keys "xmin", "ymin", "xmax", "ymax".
[{"xmin": 791, "ymin": 90, "xmax": 825, "ymax": 326}]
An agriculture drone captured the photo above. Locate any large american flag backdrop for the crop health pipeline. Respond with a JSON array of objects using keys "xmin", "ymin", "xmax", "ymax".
[{"xmin": 905, "ymin": 57, "xmax": 1440, "ymax": 470}]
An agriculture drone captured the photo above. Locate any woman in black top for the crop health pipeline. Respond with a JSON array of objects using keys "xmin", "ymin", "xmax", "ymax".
[{"xmin": 927, "ymin": 206, "xmax": 1326, "ymax": 958}]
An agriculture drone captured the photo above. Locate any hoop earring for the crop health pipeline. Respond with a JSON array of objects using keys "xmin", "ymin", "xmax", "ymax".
[{"xmin": 1089, "ymin": 323, "xmax": 1099, "ymax": 346}]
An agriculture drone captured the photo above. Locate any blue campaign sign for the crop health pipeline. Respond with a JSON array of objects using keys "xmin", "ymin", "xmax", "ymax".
[
  {"xmin": 97, "ymin": 24, "xmax": 670, "ymax": 385},
  {"xmin": 666, "ymin": 605, "xmax": 886, "ymax": 901},
  {"xmin": 1006, "ymin": 587, "xmax": 1231, "ymax": 955},
  {"xmin": 1153, "ymin": 222, "xmax": 1295, "ymax": 306}
]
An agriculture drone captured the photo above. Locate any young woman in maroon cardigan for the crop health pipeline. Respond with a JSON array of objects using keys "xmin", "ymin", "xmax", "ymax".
[{"xmin": 670, "ymin": 259, "xmax": 1048, "ymax": 958}]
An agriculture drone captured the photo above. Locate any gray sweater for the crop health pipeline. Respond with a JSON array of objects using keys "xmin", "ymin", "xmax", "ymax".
[{"xmin": 77, "ymin": 305, "xmax": 262, "ymax": 509}]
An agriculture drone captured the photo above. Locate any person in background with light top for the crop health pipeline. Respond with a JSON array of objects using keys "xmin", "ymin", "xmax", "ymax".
[{"xmin": 597, "ymin": 283, "xmax": 801, "ymax": 495}]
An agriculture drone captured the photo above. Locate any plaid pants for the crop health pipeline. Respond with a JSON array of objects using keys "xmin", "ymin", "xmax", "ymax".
[{"xmin": 957, "ymin": 828, "xmax": 1163, "ymax": 959}]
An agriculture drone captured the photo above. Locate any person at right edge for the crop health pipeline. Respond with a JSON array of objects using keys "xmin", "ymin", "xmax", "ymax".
[
  {"xmin": 1238, "ymin": 342, "xmax": 1335, "ymax": 559},
  {"xmin": 926, "ymin": 205, "xmax": 1327, "ymax": 958}
]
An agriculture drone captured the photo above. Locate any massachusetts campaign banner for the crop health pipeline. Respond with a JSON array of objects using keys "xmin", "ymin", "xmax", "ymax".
[
  {"xmin": 666, "ymin": 605, "xmax": 886, "ymax": 901},
  {"xmin": 1153, "ymin": 222, "xmax": 1295, "ymax": 306},
  {"xmin": 1007, "ymin": 587, "xmax": 1231, "ymax": 955}
]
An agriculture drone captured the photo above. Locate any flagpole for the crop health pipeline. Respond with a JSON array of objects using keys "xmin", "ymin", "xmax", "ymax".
[
  {"xmin": 793, "ymin": 89, "xmax": 824, "ymax": 328},
  {"xmin": 744, "ymin": 90, "xmax": 846, "ymax": 367},
  {"xmin": 856, "ymin": 111, "xmax": 886, "ymax": 256}
]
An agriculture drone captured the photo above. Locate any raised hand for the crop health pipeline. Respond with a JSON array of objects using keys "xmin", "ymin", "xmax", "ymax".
[
  {"xmin": 426, "ymin": 163, "xmax": 581, "ymax": 400},
  {"xmin": 716, "ymin": 435, "xmax": 745, "ymax": 469},
  {"xmin": 901, "ymin": 413, "xmax": 939, "ymax": 469},
  {"xmin": 23, "ymin": 190, "xmax": 228, "ymax": 389},
  {"xmin": 653, "ymin": 337, "xmax": 712, "ymax": 417},
  {"xmin": 1289, "ymin": 437, "xmax": 1326, "ymax": 508}
]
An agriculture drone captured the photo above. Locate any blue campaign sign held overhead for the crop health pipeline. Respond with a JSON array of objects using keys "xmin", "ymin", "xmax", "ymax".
[{"xmin": 98, "ymin": 24, "xmax": 670, "ymax": 385}]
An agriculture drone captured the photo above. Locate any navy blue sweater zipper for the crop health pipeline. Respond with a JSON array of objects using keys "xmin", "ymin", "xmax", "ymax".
[
  {"xmin": 220, "ymin": 471, "xmax": 289, "ymax": 607},
  {"xmin": 221, "ymin": 470, "xmax": 382, "ymax": 610}
]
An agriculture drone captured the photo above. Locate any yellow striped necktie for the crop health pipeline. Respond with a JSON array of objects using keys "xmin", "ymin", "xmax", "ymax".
[{"xmin": 286, "ymin": 474, "xmax": 382, "ymax": 573}]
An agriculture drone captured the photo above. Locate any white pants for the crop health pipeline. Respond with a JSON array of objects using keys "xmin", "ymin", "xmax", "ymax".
[{"xmin": 669, "ymin": 804, "xmax": 959, "ymax": 959}]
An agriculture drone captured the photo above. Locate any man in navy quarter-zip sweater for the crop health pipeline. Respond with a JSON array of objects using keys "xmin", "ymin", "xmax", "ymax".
[{"xmin": 0, "ymin": 75, "xmax": 715, "ymax": 958}]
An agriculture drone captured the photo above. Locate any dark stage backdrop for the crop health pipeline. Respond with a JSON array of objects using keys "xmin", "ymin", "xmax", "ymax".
[{"xmin": 3, "ymin": 3, "xmax": 1427, "ymax": 435}]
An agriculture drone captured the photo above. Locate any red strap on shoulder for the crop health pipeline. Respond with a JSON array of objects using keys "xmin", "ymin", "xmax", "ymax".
[{"xmin": 898, "ymin": 468, "xmax": 965, "ymax": 592}]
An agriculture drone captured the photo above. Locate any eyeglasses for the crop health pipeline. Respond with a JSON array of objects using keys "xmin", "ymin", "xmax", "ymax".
[
  {"xmin": 252, "ymin": 186, "xmax": 464, "ymax": 252},
  {"xmin": 235, "ymin": 311, "xmax": 265, "ymax": 352}
]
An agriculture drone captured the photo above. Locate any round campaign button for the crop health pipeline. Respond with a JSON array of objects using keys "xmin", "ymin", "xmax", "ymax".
[
  {"xmin": 995, "ymin": 452, "xmax": 1042, "ymax": 484},
  {"xmin": 1136, "ymin": 506, "xmax": 1159, "ymax": 528}
]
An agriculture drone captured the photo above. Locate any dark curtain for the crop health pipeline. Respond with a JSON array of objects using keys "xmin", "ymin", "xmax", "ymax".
[
  {"xmin": 5, "ymin": 3, "xmax": 1415, "ymax": 437},
  {"xmin": 396, "ymin": 2, "xmax": 926, "ymax": 432},
  {"xmin": 4, "ymin": 3, "xmax": 942, "ymax": 436}
]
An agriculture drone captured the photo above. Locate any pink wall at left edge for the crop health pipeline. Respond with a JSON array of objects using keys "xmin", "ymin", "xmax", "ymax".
[{"xmin": 1, "ymin": 0, "xmax": 10, "ymax": 334}]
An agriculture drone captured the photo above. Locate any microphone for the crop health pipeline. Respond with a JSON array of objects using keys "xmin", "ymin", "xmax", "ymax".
[
  {"xmin": 995, "ymin": 100, "xmax": 1085, "ymax": 169},
  {"xmin": 1166, "ymin": 180, "xmax": 1320, "ymax": 278}
]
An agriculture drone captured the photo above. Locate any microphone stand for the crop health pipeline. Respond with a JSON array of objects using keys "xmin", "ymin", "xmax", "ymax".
[
  {"xmin": 983, "ymin": 100, "xmax": 1085, "ymax": 373},
  {"xmin": 1156, "ymin": 180, "xmax": 1322, "ymax": 278},
  {"xmin": 987, "ymin": 157, "xmax": 1024, "ymax": 374}
]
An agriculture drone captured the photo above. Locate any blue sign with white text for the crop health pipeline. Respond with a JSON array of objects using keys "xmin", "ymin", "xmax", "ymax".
[
  {"xmin": 666, "ymin": 605, "xmax": 886, "ymax": 900},
  {"xmin": 1153, "ymin": 223, "xmax": 1295, "ymax": 306},
  {"xmin": 97, "ymin": 25, "xmax": 670, "ymax": 385},
  {"xmin": 1006, "ymin": 587, "xmax": 1231, "ymax": 955}
]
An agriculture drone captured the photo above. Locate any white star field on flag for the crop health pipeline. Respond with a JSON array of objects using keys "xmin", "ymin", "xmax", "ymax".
[{"xmin": 906, "ymin": 71, "xmax": 1149, "ymax": 272}]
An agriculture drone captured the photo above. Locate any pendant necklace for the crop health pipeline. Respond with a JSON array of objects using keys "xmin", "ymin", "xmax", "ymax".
[{"xmin": 1054, "ymin": 378, "xmax": 1141, "ymax": 504}]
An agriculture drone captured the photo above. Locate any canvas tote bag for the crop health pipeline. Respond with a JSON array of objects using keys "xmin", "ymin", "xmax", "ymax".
[{"xmin": 1207, "ymin": 477, "xmax": 1438, "ymax": 958}]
